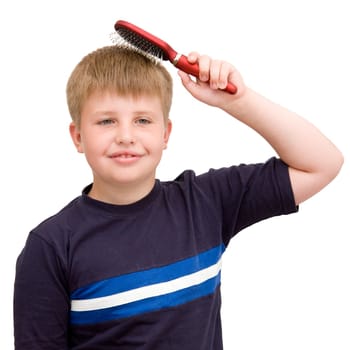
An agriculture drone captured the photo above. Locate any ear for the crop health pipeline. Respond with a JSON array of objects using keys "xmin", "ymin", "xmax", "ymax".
[
  {"xmin": 163, "ymin": 119, "xmax": 172, "ymax": 149},
  {"xmin": 69, "ymin": 122, "xmax": 84, "ymax": 153}
]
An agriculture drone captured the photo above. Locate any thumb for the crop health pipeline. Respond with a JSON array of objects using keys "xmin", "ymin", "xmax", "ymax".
[
  {"xmin": 177, "ymin": 70, "xmax": 207, "ymax": 97},
  {"xmin": 178, "ymin": 70, "xmax": 195, "ymax": 90}
]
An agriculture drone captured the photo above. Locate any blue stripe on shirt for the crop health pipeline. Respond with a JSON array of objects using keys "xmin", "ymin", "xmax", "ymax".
[{"xmin": 70, "ymin": 244, "xmax": 225, "ymax": 324}]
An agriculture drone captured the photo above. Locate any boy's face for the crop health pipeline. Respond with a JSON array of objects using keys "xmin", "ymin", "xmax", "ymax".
[{"xmin": 69, "ymin": 90, "xmax": 172, "ymax": 203}]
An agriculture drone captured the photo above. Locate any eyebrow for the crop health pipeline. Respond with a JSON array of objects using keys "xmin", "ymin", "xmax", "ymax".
[{"xmin": 91, "ymin": 109, "xmax": 159, "ymax": 117}]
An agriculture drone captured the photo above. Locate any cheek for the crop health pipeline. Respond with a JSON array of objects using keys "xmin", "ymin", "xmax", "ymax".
[
  {"xmin": 145, "ymin": 133, "xmax": 168, "ymax": 152},
  {"xmin": 80, "ymin": 132, "xmax": 109, "ymax": 157}
]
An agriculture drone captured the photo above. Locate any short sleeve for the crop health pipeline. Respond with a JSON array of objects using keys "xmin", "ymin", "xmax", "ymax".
[
  {"xmin": 196, "ymin": 157, "xmax": 298, "ymax": 245},
  {"xmin": 14, "ymin": 233, "xmax": 70, "ymax": 350}
]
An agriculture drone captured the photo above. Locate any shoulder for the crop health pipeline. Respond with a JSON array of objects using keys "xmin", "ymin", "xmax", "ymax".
[
  {"xmin": 30, "ymin": 195, "xmax": 83, "ymax": 245},
  {"xmin": 166, "ymin": 157, "xmax": 289, "ymax": 190},
  {"xmin": 158, "ymin": 157, "xmax": 291, "ymax": 208}
]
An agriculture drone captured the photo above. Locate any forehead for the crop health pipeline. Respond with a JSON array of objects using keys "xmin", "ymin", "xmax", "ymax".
[{"xmin": 81, "ymin": 90, "xmax": 163, "ymax": 116}]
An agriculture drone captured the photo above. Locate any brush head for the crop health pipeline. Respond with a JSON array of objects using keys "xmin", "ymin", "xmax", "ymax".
[
  {"xmin": 113, "ymin": 20, "xmax": 174, "ymax": 63},
  {"xmin": 110, "ymin": 31, "xmax": 162, "ymax": 63}
]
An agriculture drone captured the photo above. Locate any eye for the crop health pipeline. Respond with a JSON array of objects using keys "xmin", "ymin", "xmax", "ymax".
[
  {"xmin": 98, "ymin": 119, "xmax": 115, "ymax": 126},
  {"xmin": 136, "ymin": 118, "xmax": 151, "ymax": 125}
]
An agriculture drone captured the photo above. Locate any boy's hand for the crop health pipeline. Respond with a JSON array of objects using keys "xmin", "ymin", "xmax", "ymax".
[{"xmin": 178, "ymin": 52, "xmax": 245, "ymax": 108}]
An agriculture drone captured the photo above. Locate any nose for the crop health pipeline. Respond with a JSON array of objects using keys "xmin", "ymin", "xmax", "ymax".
[{"xmin": 115, "ymin": 122, "xmax": 135, "ymax": 145}]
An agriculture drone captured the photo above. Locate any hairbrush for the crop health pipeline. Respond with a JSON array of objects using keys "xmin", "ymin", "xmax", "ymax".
[{"xmin": 112, "ymin": 20, "xmax": 237, "ymax": 94}]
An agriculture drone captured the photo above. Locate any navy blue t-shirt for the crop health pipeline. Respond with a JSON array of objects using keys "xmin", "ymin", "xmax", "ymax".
[{"xmin": 14, "ymin": 158, "xmax": 298, "ymax": 349}]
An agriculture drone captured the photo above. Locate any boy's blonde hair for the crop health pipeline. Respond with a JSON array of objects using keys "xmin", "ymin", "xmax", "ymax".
[{"xmin": 66, "ymin": 46, "xmax": 173, "ymax": 127}]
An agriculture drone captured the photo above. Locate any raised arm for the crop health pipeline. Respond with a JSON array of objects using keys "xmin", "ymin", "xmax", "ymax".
[{"xmin": 178, "ymin": 53, "xmax": 344, "ymax": 205}]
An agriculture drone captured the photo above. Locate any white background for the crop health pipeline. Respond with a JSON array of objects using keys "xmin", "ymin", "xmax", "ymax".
[{"xmin": 1, "ymin": 1, "xmax": 349, "ymax": 349}]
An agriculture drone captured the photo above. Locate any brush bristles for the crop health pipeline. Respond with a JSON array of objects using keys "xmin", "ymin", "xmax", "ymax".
[{"xmin": 109, "ymin": 31, "xmax": 163, "ymax": 64}]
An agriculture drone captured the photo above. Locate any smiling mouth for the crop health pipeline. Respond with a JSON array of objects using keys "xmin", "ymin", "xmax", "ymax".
[
  {"xmin": 109, "ymin": 152, "xmax": 142, "ymax": 163},
  {"xmin": 116, "ymin": 154, "xmax": 136, "ymax": 158},
  {"xmin": 110, "ymin": 152, "xmax": 139, "ymax": 158}
]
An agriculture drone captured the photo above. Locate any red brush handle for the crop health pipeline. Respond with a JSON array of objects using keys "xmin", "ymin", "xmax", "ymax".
[
  {"xmin": 173, "ymin": 55, "xmax": 237, "ymax": 94},
  {"xmin": 115, "ymin": 20, "xmax": 238, "ymax": 94}
]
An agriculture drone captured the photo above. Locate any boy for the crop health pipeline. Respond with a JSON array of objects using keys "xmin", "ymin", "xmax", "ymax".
[{"xmin": 14, "ymin": 45, "xmax": 343, "ymax": 349}]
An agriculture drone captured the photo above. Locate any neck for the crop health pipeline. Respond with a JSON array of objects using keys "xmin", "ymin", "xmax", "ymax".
[{"xmin": 88, "ymin": 178, "xmax": 156, "ymax": 205}]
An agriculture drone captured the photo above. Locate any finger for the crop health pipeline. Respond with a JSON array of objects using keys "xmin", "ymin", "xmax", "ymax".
[
  {"xmin": 177, "ymin": 70, "xmax": 212, "ymax": 100},
  {"xmin": 208, "ymin": 59, "xmax": 223, "ymax": 89},
  {"xmin": 177, "ymin": 70, "xmax": 197, "ymax": 92},
  {"xmin": 218, "ymin": 61, "xmax": 234, "ymax": 89},
  {"xmin": 197, "ymin": 55, "xmax": 211, "ymax": 82},
  {"xmin": 187, "ymin": 51, "xmax": 200, "ymax": 63}
]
